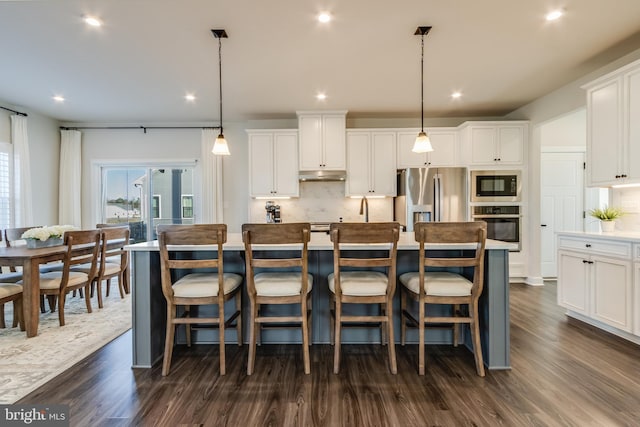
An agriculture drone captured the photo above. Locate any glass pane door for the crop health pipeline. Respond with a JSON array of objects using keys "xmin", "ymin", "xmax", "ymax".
[{"xmin": 101, "ymin": 166, "xmax": 195, "ymax": 242}]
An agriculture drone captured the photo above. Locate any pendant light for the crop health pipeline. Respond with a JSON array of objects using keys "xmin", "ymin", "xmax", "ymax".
[
  {"xmin": 412, "ymin": 26, "xmax": 433, "ymax": 153},
  {"xmin": 211, "ymin": 29, "xmax": 230, "ymax": 156}
]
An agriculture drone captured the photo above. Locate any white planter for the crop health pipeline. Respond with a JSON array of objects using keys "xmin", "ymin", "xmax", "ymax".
[
  {"xmin": 600, "ymin": 220, "xmax": 616, "ymax": 233},
  {"xmin": 26, "ymin": 237, "xmax": 64, "ymax": 249}
]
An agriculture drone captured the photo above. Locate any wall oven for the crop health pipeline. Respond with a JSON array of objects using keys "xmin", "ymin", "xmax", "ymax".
[
  {"xmin": 470, "ymin": 170, "xmax": 521, "ymax": 202},
  {"xmin": 472, "ymin": 205, "xmax": 521, "ymax": 251}
]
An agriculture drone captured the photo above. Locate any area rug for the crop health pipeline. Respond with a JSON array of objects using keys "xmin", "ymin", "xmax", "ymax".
[{"xmin": 0, "ymin": 290, "xmax": 131, "ymax": 404}]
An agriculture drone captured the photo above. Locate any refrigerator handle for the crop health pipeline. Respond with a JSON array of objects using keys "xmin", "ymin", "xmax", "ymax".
[{"xmin": 434, "ymin": 174, "xmax": 441, "ymax": 221}]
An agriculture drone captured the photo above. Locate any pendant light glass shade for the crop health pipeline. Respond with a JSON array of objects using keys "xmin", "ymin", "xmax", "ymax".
[
  {"xmin": 212, "ymin": 133, "xmax": 230, "ymax": 155},
  {"xmin": 413, "ymin": 26, "xmax": 433, "ymax": 154},
  {"xmin": 412, "ymin": 131, "xmax": 433, "ymax": 153},
  {"xmin": 212, "ymin": 29, "xmax": 230, "ymax": 156}
]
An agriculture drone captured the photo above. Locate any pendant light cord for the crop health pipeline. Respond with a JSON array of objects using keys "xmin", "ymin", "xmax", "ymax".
[
  {"xmin": 420, "ymin": 33, "xmax": 424, "ymax": 133},
  {"xmin": 218, "ymin": 36, "xmax": 224, "ymax": 136}
]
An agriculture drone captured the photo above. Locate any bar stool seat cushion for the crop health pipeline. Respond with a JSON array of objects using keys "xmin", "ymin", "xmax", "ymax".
[
  {"xmin": 26, "ymin": 271, "xmax": 89, "ymax": 290},
  {"xmin": 0, "ymin": 283, "xmax": 22, "ymax": 298},
  {"xmin": 327, "ymin": 271, "xmax": 388, "ymax": 296},
  {"xmin": 399, "ymin": 271, "xmax": 472, "ymax": 296},
  {"xmin": 172, "ymin": 272, "xmax": 242, "ymax": 298},
  {"xmin": 254, "ymin": 272, "xmax": 313, "ymax": 297}
]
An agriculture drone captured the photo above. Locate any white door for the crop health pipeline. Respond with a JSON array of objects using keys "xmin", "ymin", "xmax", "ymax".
[{"xmin": 540, "ymin": 152, "xmax": 585, "ymax": 277}]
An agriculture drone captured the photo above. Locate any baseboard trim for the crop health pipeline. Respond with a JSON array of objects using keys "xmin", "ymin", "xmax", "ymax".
[{"xmin": 524, "ymin": 276, "xmax": 545, "ymax": 286}]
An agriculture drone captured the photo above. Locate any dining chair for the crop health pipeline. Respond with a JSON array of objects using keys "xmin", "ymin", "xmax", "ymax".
[
  {"xmin": 0, "ymin": 283, "xmax": 24, "ymax": 330},
  {"xmin": 328, "ymin": 222, "xmax": 400, "ymax": 375},
  {"xmin": 25, "ymin": 229, "xmax": 102, "ymax": 326},
  {"xmin": 96, "ymin": 223, "xmax": 131, "ymax": 294},
  {"xmin": 242, "ymin": 223, "xmax": 313, "ymax": 375},
  {"xmin": 3, "ymin": 226, "xmax": 56, "ymax": 314},
  {"xmin": 157, "ymin": 224, "xmax": 242, "ymax": 376},
  {"xmin": 399, "ymin": 221, "xmax": 487, "ymax": 376},
  {"xmin": 73, "ymin": 226, "xmax": 129, "ymax": 308}
]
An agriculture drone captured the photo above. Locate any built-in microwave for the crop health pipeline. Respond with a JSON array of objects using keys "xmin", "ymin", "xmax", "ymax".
[{"xmin": 470, "ymin": 170, "xmax": 521, "ymax": 203}]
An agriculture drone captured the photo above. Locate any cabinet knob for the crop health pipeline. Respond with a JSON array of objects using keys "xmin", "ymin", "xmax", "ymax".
[{"xmin": 497, "ymin": 158, "xmax": 501, "ymax": 161}]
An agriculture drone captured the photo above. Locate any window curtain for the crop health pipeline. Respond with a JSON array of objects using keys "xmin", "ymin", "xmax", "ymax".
[
  {"xmin": 10, "ymin": 115, "xmax": 33, "ymax": 227},
  {"xmin": 200, "ymin": 128, "xmax": 223, "ymax": 223},
  {"xmin": 59, "ymin": 129, "xmax": 82, "ymax": 227}
]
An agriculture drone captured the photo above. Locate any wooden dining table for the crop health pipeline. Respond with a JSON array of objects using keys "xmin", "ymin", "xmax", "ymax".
[{"xmin": 0, "ymin": 244, "xmax": 68, "ymax": 337}]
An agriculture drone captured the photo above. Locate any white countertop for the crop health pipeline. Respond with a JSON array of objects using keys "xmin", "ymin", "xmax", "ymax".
[
  {"xmin": 126, "ymin": 232, "xmax": 516, "ymax": 252},
  {"xmin": 556, "ymin": 230, "xmax": 640, "ymax": 243}
]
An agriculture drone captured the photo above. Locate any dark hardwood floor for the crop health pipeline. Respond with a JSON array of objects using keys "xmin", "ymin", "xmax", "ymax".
[{"xmin": 19, "ymin": 282, "xmax": 640, "ymax": 426}]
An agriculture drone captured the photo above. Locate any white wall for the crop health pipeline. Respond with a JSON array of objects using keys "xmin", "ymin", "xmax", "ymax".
[
  {"xmin": 540, "ymin": 109, "xmax": 586, "ymax": 147},
  {"xmin": 0, "ymin": 105, "xmax": 60, "ymax": 227},
  {"xmin": 71, "ymin": 120, "xmax": 250, "ymax": 231}
]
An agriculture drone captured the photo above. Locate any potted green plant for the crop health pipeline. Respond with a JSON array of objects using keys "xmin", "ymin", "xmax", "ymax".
[{"xmin": 589, "ymin": 206, "xmax": 624, "ymax": 232}]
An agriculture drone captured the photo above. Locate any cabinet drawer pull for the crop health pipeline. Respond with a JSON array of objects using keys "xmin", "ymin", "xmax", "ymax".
[
  {"xmin": 585, "ymin": 244, "xmax": 591, "ymax": 248},
  {"xmin": 582, "ymin": 260, "xmax": 589, "ymax": 263}
]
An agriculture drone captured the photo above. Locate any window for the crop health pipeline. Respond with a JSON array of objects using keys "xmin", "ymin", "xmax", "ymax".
[
  {"xmin": 152, "ymin": 195, "xmax": 161, "ymax": 219},
  {"xmin": 0, "ymin": 142, "xmax": 13, "ymax": 231},
  {"xmin": 182, "ymin": 195, "xmax": 193, "ymax": 219},
  {"xmin": 99, "ymin": 165, "xmax": 196, "ymax": 242}
]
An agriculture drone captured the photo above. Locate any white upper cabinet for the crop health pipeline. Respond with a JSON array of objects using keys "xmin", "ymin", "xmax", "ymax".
[
  {"xmin": 396, "ymin": 128, "xmax": 458, "ymax": 168},
  {"xmin": 297, "ymin": 111, "xmax": 347, "ymax": 170},
  {"xmin": 346, "ymin": 130, "xmax": 397, "ymax": 196},
  {"xmin": 459, "ymin": 122, "xmax": 527, "ymax": 166},
  {"xmin": 584, "ymin": 58, "xmax": 640, "ymax": 187},
  {"xmin": 248, "ymin": 130, "xmax": 299, "ymax": 198}
]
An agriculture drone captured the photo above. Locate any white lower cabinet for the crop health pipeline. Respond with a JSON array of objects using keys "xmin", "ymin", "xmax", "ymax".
[
  {"xmin": 590, "ymin": 254, "xmax": 632, "ymax": 332},
  {"xmin": 557, "ymin": 250, "xmax": 590, "ymax": 315},
  {"xmin": 557, "ymin": 234, "xmax": 634, "ymax": 336}
]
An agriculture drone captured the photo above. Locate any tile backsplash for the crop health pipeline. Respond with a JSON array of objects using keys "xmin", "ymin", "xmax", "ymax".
[
  {"xmin": 611, "ymin": 187, "xmax": 640, "ymax": 231},
  {"xmin": 248, "ymin": 182, "xmax": 393, "ymax": 223}
]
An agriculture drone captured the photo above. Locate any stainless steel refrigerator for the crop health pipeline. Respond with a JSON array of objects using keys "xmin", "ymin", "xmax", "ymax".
[{"xmin": 394, "ymin": 167, "xmax": 468, "ymax": 231}]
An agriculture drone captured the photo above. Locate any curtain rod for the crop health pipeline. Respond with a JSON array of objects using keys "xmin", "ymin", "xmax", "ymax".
[
  {"xmin": 1, "ymin": 106, "xmax": 28, "ymax": 117},
  {"xmin": 60, "ymin": 125, "xmax": 221, "ymax": 134}
]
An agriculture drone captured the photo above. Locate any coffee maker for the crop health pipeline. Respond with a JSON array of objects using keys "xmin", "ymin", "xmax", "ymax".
[{"xmin": 265, "ymin": 201, "xmax": 281, "ymax": 223}]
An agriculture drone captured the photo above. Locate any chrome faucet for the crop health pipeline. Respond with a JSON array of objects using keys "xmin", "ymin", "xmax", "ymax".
[{"xmin": 359, "ymin": 196, "xmax": 369, "ymax": 223}]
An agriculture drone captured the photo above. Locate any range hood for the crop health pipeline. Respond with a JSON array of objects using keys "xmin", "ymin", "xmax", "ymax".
[{"xmin": 298, "ymin": 170, "xmax": 347, "ymax": 182}]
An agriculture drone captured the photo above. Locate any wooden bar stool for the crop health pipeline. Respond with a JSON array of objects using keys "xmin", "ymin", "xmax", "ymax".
[
  {"xmin": 242, "ymin": 223, "xmax": 312, "ymax": 375},
  {"xmin": 399, "ymin": 221, "xmax": 487, "ymax": 376},
  {"xmin": 328, "ymin": 222, "xmax": 400, "ymax": 375},
  {"xmin": 157, "ymin": 224, "xmax": 242, "ymax": 376}
]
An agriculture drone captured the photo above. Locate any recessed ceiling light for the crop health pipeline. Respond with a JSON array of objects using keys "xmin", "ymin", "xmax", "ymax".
[
  {"xmin": 53, "ymin": 95, "xmax": 65, "ymax": 103},
  {"xmin": 83, "ymin": 16, "xmax": 102, "ymax": 27},
  {"xmin": 546, "ymin": 10, "xmax": 564, "ymax": 21},
  {"xmin": 451, "ymin": 91, "xmax": 462, "ymax": 99},
  {"xmin": 318, "ymin": 13, "xmax": 331, "ymax": 23},
  {"xmin": 184, "ymin": 94, "xmax": 196, "ymax": 102},
  {"xmin": 316, "ymin": 92, "xmax": 327, "ymax": 101}
]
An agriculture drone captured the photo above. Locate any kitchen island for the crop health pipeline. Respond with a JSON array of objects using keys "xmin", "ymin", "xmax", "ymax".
[{"xmin": 126, "ymin": 232, "xmax": 514, "ymax": 370}]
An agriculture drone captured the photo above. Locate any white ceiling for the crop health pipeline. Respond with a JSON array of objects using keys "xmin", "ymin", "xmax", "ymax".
[{"xmin": 1, "ymin": 0, "xmax": 640, "ymax": 123}]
